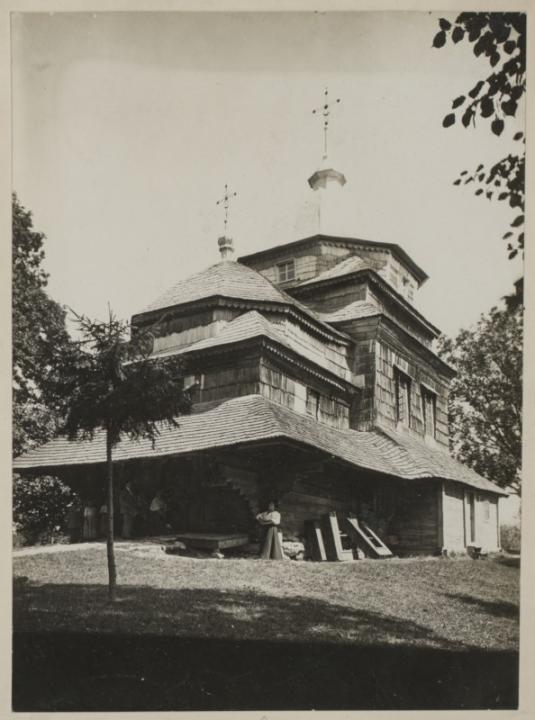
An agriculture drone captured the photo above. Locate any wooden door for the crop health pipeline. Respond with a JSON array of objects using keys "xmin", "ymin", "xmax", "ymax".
[{"xmin": 468, "ymin": 492, "xmax": 476, "ymax": 544}]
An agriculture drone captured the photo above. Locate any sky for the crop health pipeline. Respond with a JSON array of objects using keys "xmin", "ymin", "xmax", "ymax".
[{"xmin": 11, "ymin": 11, "xmax": 524, "ymax": 337}]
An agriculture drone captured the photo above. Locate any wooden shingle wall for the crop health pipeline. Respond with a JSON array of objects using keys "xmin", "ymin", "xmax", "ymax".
[
  {"xmin": 374, "ymin": 337, "xmax": 449, "ymax": 447},
  {"xmin": 336, "ymin": 317, "xmax": 380, "ymax": 430},
  {"xmin": 367, "ymin": 287, "xmax": 433, "ymax": 347},
  {"xmin": 194, "ymin": 355, "xmax": 261, "ymax": 403},
  {"xmin": 139, "ymin": 308, "xmax": 238, "ymax": 340},
  {"xmin": 258, "ymin": 358, "xmax": 350, "ymax": 429},
  {"xmin": 337, "ymin": 315, "xmax": 450, "ymax": 443}
]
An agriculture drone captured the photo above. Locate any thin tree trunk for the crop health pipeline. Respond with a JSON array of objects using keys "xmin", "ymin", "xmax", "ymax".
[{"xmin": 106, "ymin": 428, "xmax": 117, "ymax": 602}]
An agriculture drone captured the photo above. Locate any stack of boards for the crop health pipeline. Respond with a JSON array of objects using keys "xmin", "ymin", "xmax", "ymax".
[{"xmin": 305, "ymin": 512, "xmax": 393, "ymax": 561}]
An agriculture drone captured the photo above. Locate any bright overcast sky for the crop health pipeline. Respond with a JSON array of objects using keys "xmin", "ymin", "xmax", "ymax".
[{"xmin": 12, "ymin": 11, "xmax": 524, "ymax": 337}]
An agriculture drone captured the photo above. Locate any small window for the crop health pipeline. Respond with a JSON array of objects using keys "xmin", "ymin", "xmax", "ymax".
[
  {"xmin": 277, "ymin": 260, "xmax": 295, "ymax": 282},
  {"xmin": 395, "ymin": 368, "xmax": 411, "ymax": 426},
  {"xmin": 483, "ymin": 498, "xmax": 490, "ymax": 520},
  {"xmin": 306, "ymin": 388, "xmax": 320, "ymax": 419},
  {"xmin": 421, "ymin": 386, "xmax": 437, "ymax": 438}
]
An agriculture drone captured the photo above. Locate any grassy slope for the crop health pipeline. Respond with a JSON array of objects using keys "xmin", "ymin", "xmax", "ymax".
[{"xmin": 13, "ymin": 545, "xmax": 519, "ymax": 651}]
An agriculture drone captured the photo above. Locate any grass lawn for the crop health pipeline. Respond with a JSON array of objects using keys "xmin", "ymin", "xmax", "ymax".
[{"xmin": 14, "ymin": 542, "xmax": 519, "ymax": 652}]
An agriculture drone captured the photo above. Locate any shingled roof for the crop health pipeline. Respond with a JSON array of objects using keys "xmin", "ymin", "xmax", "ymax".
[
  {"xmin": 140, "ymin": 260, "xmax": 287, "ymax": 313},
  {"xmin": 13, "ymin": 394, "xmax": 505, "ymax": 495},
  {"xmin": 150, "ymin": 311, "xmax": 355, "ymax": 384},
  {"xmin": 296, "ymin": 256, "xmax": 373, "ymax": 287},
  {"xmin": 319, "ymin": 301, "xmax": 380, "ymax": 323},
  {"xmin": 135, "ymin": 259, "xmax": 346, "ymax": 341}
]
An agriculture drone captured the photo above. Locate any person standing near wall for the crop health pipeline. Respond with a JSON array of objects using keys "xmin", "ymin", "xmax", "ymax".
[
  {"xmin": 256, "ymin": 501, "xmax": 283, "ymax": 559},
  {"xmin": 119, "ymin": 480, "xmax": 140, "ymax": 539}
]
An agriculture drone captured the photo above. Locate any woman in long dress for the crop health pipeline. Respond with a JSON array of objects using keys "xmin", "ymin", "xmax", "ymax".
[{"xmin": 256, "ymin": 502, "xmax": 283, "ymax": 559}]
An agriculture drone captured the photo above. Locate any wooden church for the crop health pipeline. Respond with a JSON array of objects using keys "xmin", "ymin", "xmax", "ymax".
[{"xmin": 13, "ymin": 101, "xmax": 506, "ymax": 558}]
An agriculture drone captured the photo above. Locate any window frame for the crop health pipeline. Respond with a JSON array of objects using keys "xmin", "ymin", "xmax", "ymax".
[
  {"xmin": 394, "ymin": 366, "xmax": 411, "ymax": 427},
  {"xmin": 421, "ymin": 384, "xmax": 437, "ymax": 439},
  {"xmin": 277, "ymin": 259, "xmax": 296, "ymax": 283}
]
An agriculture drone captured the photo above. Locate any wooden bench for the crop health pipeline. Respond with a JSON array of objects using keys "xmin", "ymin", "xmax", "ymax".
[{"xmin": 166, "ymin": 532, "xmax": 250, "ymax": 553}]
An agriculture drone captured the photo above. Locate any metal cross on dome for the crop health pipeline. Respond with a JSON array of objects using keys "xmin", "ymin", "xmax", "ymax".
[
  {"xmin": 216, "ymin": 183, "xmax": 238, "ymax": 236},
  {"xmin": 312, "ymin": 87, "xmax": 341, "ymax": 160}
]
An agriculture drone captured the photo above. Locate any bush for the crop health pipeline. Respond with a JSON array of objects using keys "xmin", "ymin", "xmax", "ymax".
[
  {"xmin": 13, "ymin": 474, "xmax": 77, "ymax": 546},
  {"xmin": 500, "ymin": 523, "xmax": 521, "ymax": 554}
]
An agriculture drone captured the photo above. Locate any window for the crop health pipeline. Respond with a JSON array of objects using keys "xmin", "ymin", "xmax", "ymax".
[
  {"xmin": 395, "ymin": 368, "xmax": 411, "ymax": 426},
  {"xmin": 483, "ymin": 498, "xmax": 490, "ymax": 521},
  {"xmin": 421, "ymin": 386, "xmax": 437, "ymax": 438},
  {"xmin": 306, "ymin": 388, "xmax": 320, "ymax": 419},
  {"xmin": 277, "ymin": 259, "xmax": 295, "ymax": 282}
]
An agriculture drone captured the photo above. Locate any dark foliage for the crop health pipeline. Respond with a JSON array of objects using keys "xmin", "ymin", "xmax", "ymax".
[
  {"xmin": 437, "ymin": 301, "xmax": 522, "ymax": 494},
  {"xmin": 48, "ymin": 308, "xmax": 191, "ymax": 599},
  {"xmin": 12, "ymin": 194, "xmax": 72, "ymax": 455},
  {"xmin": 51, "ymin": 310, "xmax": 191, "ymax": 448},
  {"xmin": 434, "ymin": 13, "xmax": 526, "ymax": 258},
  {"xmin": 13, "ymin": 474, "xmax": 77, "ymax": 545}
]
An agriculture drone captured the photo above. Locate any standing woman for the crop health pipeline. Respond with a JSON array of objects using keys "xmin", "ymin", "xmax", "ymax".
[{"xmin": 256, "ymin": 501, "xmax": 283, "ymax": 560}]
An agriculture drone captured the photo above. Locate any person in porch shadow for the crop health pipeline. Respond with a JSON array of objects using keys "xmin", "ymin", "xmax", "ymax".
[
  {"xmin": 119, "ymin": 480, "xmax": 142, "ymax": 539},
  {"xmin": 149, "ymin": 488, "xmax": 172, "ymax": 535},
  {"xmin": 256, "ymin": 501, "xmax": 283, "ymax": 560}
]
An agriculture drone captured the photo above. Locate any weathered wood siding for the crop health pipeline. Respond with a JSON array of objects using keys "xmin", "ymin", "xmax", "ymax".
[
  {"xmin": 189, "ymin": 354, "xmax": 261, "ymax": 403},
  {"xmin": 258, "ymin": 358, "xmax": 350, "ymax": 428},
  {"xmin": 338, "ymin": 317, "xmax": 380, "ymax": 431},
  {"xmin": 367, "ymin": 287, "xmax": 432, "ymax": 347},
  {"xmin": 443, "ymin": 482, "xmax": 466, "ymax": 551},
  {"xmin": 389, "ymin": 481, "xmax": 440, "ymax": 555},
  {"xmin": 294, "ymin": 282, "xmax": 367, "ymax": 316},
  {"xmin": 143, "ymin": 308, "xmax": 238, "ymax": 345},
  {"xmin": 278, "ymin": 474, "xmax": 358, "ymax": 538},
  {"xmin": 472, "ymin": 490, "xmax": 500, "ymax": 552},
  {"xmin": 374, "ymin": 338, "xmax": 449, "ymax": 447}
]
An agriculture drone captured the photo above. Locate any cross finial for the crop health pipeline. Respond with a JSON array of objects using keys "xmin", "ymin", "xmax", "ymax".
[
  {"xmin": 312, "ymin": 87, "xmax": 341, "ymax": 160},
  {"xmin": 216, "ymin": 183, "xmax": 238, "ymax": 236}
]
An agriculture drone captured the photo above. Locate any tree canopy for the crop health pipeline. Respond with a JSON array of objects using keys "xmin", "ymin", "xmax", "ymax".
[
  {"xmin": 433, "ymin": 12, "xmax": 526, "ymax": 259},
  {"xmin": 437, "ymin": 300, "xmax": 522, "ymax": 495},
  {"xmin": 12, "ymin": 194, "xmax": 72, "ymax": 456},
  {"xmin": 50, "ymin": 310, "xmax": 191, "ymax": 600}
]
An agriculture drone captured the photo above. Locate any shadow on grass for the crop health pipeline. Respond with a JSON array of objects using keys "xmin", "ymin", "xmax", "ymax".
[
  {"xmin": 493, "ymin": 554, "xmax": 521, "ymax": 568},
  {"xmin": 13, "ymin": 580, "xmax": 519, "ymax": 711},
  {"xmin": 446, "ymin": 592, "xmax": 519, "ymax": 620}
]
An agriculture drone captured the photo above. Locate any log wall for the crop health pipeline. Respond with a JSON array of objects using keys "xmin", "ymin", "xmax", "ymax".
[
  {"xmin": 277, "ymin": 473, "xmax": 358, "ymax": 538},
  {"xmin": 389, "ymin": 481, "xmax": 440, "ymax": 555}
]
